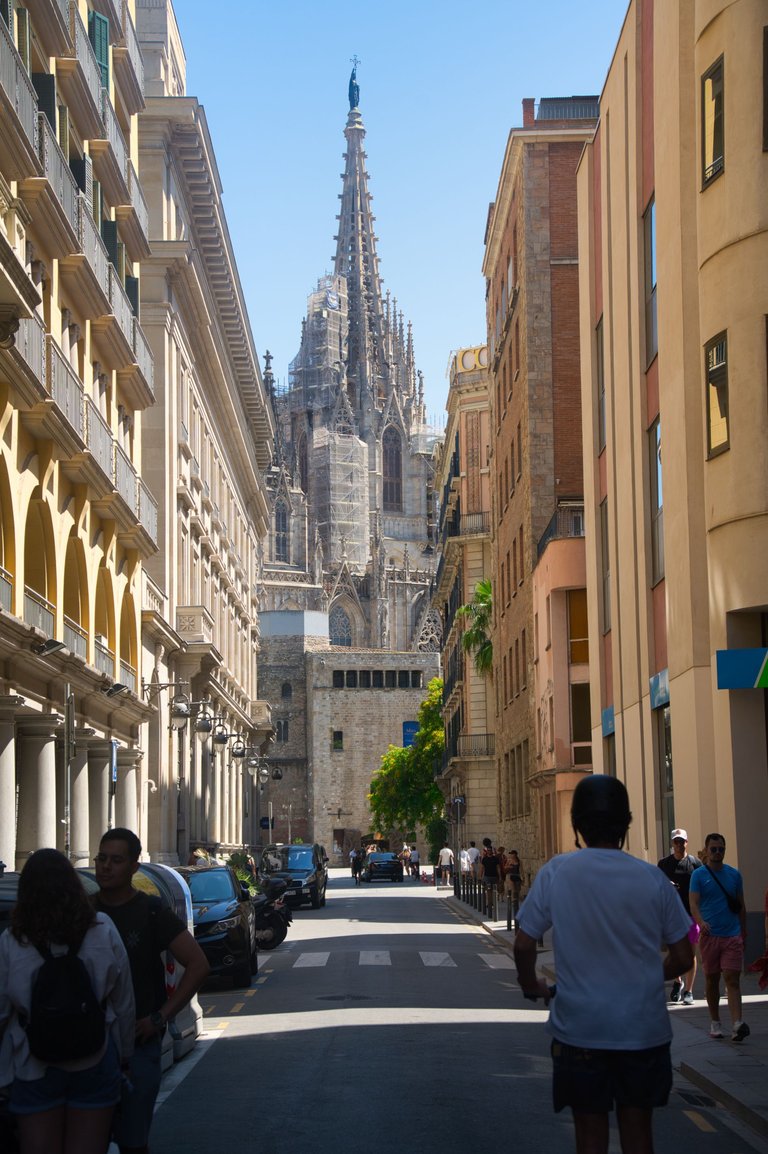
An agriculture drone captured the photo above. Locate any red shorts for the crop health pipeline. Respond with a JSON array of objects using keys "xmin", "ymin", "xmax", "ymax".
[{"xmin": 699, "ymin": 932, "xmax": 743, "ymax": 975}]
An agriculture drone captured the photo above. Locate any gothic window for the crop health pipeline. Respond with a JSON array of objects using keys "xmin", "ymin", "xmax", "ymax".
[
  {"xmin": 281, "ymin": 682, "xmax": 292, "ymax": 700},
  {"xmin": 298, "ymin": 433, "xmax": 308, "ymax": 493},
  {"xmin": 383, "ymin": 426, "xmax": 402, "ymax": 511},
  {"xmin": 416, "ymin": 609, "xmax": 442, "ymax": 652},
  {"xmin": 329, "ymin": 605, "xmax": 352, "ymax": 646},
  {"xmin": 275, "ymin": 499, "xmax": 289, "ymax": 563}
]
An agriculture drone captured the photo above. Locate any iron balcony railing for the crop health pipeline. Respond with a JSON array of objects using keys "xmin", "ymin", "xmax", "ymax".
[
  {"xmin": 132, "ymin": 317, "xmax": 153, "ymax": 392},
  {"xmin": 68, "ymin": 2, "xmax": 102, "ymax": 112},
  {"xmin": 48, "ymin": 338, "xmax": 85, "ymax": 438},
  {"xmin": 444, "ymin": 510, "xmax": 490, "ymax": 542},
  {"xmin": 457, "ymin": 733, "xmax": 495, "ymax": 758},
  {"xmin": 0, "ymin": 15, "xmax": 39, "ymax": 160},
  {"xmin": 63, "ymin": 615, "xmax": 87, "ymax": 659},
  {"xmin": 13, "ymin": 313, "xmax": 46, "ymax": 382},
  {"xmin": 94, "ymin": 635, "xmax": 114, "ymax": 678},
  {"xmin": 24, "ymin": 587, "xmax": 54, "ymax": 635},
  {"xmin": 137, "ymin": 477, "xmax": 158, "ymax": 546},
  {"xmin": 537, "ymin": 502, "xmax": 585, "ymax": 560},
  {"xmin": 84, "ymin": 395, "xmax": 113, "ymax": 479},
  {"xmin": 126, "ymin": 159, "xmax": 149, "ymax": 239},
  {"xmin": 109, "ymin": 264, "xmax": 134, "ymax": 350},
  {"xmin": 0, "ymin": 566, "xmax": 13, "ymax": 612},
  {"xmin": 119, "ymin": 659, "xmax": 136, "ymax": 693},
  {"xmin": 121, "ymin": 0, "xmax": 144, "ymax": 95},
  {"xmin": 78, "ymin": 194, "xmax": 110, "ymax": 300},
  {"xmin": 101, "ymin": 85, "xmax": 129, "ymax": 183},
  {"xmin": 113, "ymin": 440, "xmax": 138, "ymax": 513},
  {"xmin": 37, "ymin": 113, "xmax": 79, "ymax": 237}
]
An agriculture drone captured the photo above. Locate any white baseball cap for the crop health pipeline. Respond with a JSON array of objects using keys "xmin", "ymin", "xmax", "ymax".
[{"xmin": 671, "ymin": 829, "xmax": 688, "ymax": 841}]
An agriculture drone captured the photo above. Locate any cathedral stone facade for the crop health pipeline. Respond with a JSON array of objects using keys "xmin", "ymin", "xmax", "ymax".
[{"xmin": 258, "ymin": 71, "xmax": 441, "ymax": 862}]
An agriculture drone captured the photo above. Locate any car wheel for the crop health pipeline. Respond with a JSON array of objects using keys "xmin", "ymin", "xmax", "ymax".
[
  {"xmin": 232, "ymin": 954, "xmax": 252, "ymax": 988},
  {"xmin": 250, "ymin": 936, "xmax": 258, "ymax": 974},
  {"xmin": 310, "ymin": 887, "xmax": 321, "ymax": 909}
]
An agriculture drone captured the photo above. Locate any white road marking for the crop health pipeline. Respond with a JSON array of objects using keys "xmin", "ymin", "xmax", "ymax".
[
  {"xmin": 419, "ymin": 951, "xmax": 456, "ymax": 967},
  {"xmin": 293, "ymin": 952, "xmax": 330, "ymax": 967},
  {"xmin": 360, "ymin": 950, "xmax": 391, "ymax": 965},
  {"xmin": 479, "ymin": 953, "xmax": 516, "ymax": 969}
]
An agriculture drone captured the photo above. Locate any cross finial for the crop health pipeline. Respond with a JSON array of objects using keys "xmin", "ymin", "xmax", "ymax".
[{"xmin": 350, "ymin": 55, "xmax": 360, "ymax": 70}]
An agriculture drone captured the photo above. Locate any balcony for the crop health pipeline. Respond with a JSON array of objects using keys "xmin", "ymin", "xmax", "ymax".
[
  {"xmin": 443, "ymin": 510, "xmax": 490, "ymax": 544},
  {"xmin": 91, "ymin": 263, "xmax": 134, "ymax": 367},
  {"xmin": 176, "ymin": 605, "xmax": 215, "ymax": 646},
  {"xmin": 56, "ymin": 3, "xmax": 104, "ymax": 139},
  {"xmin": 456, "ymin": 732, "xmax": 495, "ymax": 758},
  {"xmin": 115, "ymin": 159, "xmax": 150, "ymax": 261},
  {"xmin": 249, "ymin": 700, "xmax": 274, "ymax": 739},
  {"xmin": 0, "ymin": 13, "xmax": 41, "ymax": 178},
  {"xmin": 90, "ymin": 88, "xmax": 130, "ymax": 208},
  {"xmin": 84, "ymin": 395, "xmax": 113, "ymax": 482},
  {"xmin": 24, "ymin": 587, "xmax": 54, "ymax": 636},
  {"xmin": 537, "ymin": 502, "xmax": 585, "ymax": 560},
  {"xmin": 116, "ymin": 315, "xmax": 153, "ymax": 409},
  {"xmin": 46, "ymin": 336, "xmax": 85, "ymax": 447},
  {"xmin": 0, "ymin": 565, "xmax": 13, "ymax": 612},
  {"xmin": 113, "ymin": 440, "xmax": 138, "ymax": 515},
  {"xmin": 0, "ymin": 311, "xmax": 46, "ymax": 406},
  {"xmin": 20, "ymin": 114, "xmax": 80, "ymax": 258},
  {"xmin": 63, "ymin": 615, "xmax": 87, "ymax": 659},
  {"xmin": 60, "ymin": 195, "xmax": 111, "ymax": 317},
  {"xmin": 119, "ymin": 659, "xmax": 137, "ymax": 693},
  {"xmin": 137, "ymin": 477, "xmax": 157, "ymax": 548},
  {"xmin": 112, "ymin": 0, "xmax": 144, "ymax": 116},
  {"xmin": 23, "ymin": 0, "xmax": 71, "ymax": 58},
  {"xmin": 94, "ymin": 635, "xmax": 115, "ymax": 678}
]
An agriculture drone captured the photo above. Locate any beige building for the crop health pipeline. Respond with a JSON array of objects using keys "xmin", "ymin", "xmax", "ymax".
[
  {"xmin": 577, "ymin": 0, "xmax": 767, "ymax": 911},
  {"xmin": 483, "ymin": 98, "xmax": 597, "ymax": 874},
  {"xmin": 431, "ymin": 345, "xmax": 495, "ymax": 849},
  {"xmin": 0, "ymin": 0, "xmax": 155, "ymax": 868},
  {"xmin": 136, "ymin": 0, "xmax": 273, "ymax": 863}
]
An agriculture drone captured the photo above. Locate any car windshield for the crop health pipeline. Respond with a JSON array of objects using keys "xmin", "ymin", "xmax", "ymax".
[
  {"xmin": 370, "ymin": 854, "xmax": 396, "ymax": 862},
  {"xmin": 185, "ymin": 871, "xmax": 235, "ymax": 903},
  {"xmin": 262, "ymin": 847, "xmax": 314, "ymax": 872}
]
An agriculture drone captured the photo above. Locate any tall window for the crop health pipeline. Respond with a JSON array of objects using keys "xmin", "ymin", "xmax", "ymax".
[
  {"xmin": 274, "ymin": 499, "xmax": 289, "ymax": 563},
  {"xmin": 383, "ymin": 426, "xmax": 402, "ymax": 510},
  {"xmin": 329, "ymin": 604, "xmax": 352, "ymax": 646},
  {"xmin": 644, "ymin": 198, "xmax": 657, "ymax": 364},
  {"xmin": 596, "ymin": 317, "xmax": 606, "ymax": 452},
  {"xmin": 706, "ymin": 333, "xmax": 729, "ymax": 456},
  {"xmin": 649, "ymin": 418, "xmax": 664, "ymax": 582},
  {"xmin": 276, "ymin": 719, "xmax": 289, "ymax": 743},
  {"xmin": 567, "ymin": 589, "xmax": 589, "ymax": 664},
  {"xmin": 656, "ymin": 706, "xmax": 674, "ymax": 845},
  {"xmin": 600, "ymin": 499, "xmax": 611, "ymax": 632},
  {"xmin": 702, "ymin": 56, "xmax": 724, "ymax": 185},
  {"xmin": 298, "ymin": 433, "xmax": 308, "ymax": 493}
]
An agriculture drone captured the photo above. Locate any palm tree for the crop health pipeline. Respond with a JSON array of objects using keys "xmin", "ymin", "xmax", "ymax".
[{"xmin": 456, "ymin": 578, "xmax": 493, "ymax": 676}]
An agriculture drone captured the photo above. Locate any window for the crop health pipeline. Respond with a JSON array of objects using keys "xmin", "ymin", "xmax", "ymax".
[
  {"xmin": 332, "ymin": 670, "xmax": 344, "ymax": 688},
  {"xmin": 570, "ymin": 683, "xmax": 592, "ymax": 765},
  {"xmin": 596, "ymin": 318, "xmax": 606, "ymax": 452},
  {"xmin": 398, "ymin": 670, "xmax": 409, "ymax": 688},
  {"xmin": 516, "ymin": 423, "xmax": 522, "ymax": 478},
  {"xmin": 706, "ymin": 333, "xmax": 729, "ymax": 456},
  {"xmin": 521, "ymin": 629, "xmax": 527, "ymax": 688},
  {"xmin": 360, "ymin": 670, "xmax": 371, "ymax": 688},
  {"xmin": 567, "ymin": 589, "xmax": 589, "ymax": 664},
  {"xmin": 346, "ymin": 671, "xmax": 357, "ymax": 688},
  {"xmin": 383, "ymin": 426, "xmax": 402, "ymax": 510},
  {"xmin": 281, "ymin": 681, "xmax": 292, "ymax": 700},
  {"xmin": 274, "ymin": 500, "xmax": 289, "ymax": 563},
  {"xmin": 702, "ymin": 57, "xmax": 724, "ymax": 185},
  {"xmin": 332, "ymin": 730, "xmax": 344, "ymax": 751},
  {"xmin": 385, "ymin": 670, "xmax": 396, "ymax": 688},
  {"xmin": 298, "ymin": 433, "xmax": 308, "ymax": 493},
  {"xmin": 600, "ymin": 500, "xmax": 611, "ymax": 632},
  {"xmin": 329, "ymin": 605, "xmax": 352, "ymax": 646},
  {"xmin": 518, "ymin": 527, "xmax": 524, "ymax": 584},
  {"xmin": 644, "ymin": 198, "xmax": 657, "ymax": 364},
  {"xmin": 276, "ymin": 719, "xmax": 289, "ymax": 743},
  {"xmin": 649, "ymin": 419, "xmax": 664, "ymax": 582},
  {"xmin": 410, "ymin": 671, "xmax": 422, "ymax": 688},
  {"xmin": 372, "ymin": 669, "xmax": 384, "ymax": 688}
]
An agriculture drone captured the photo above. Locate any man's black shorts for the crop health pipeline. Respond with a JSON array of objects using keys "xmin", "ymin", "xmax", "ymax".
[{"xmin": 551, "ymin": 1040, "xmax": 672, "ymax": 1114}]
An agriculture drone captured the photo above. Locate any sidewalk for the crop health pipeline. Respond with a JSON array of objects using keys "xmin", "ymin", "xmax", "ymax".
[{"xmin": 446, "ymin": 889, "xmax": 768, "ymax": 1139}]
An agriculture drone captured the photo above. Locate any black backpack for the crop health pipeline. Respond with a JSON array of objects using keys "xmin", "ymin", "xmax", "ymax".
[{"xmin": 25, "ymin": 938, "xmax": 106, "ymax": 1063}]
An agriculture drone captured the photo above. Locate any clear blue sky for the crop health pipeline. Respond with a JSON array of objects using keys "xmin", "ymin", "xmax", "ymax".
[{"xmin": 178, "ymin": 1, "xmax": 628, "ymax": 424}]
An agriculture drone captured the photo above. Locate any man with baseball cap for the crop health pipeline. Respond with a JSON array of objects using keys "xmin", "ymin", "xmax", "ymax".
[{"xmin": 658, "ymin": 829, "xmax": 701, "ymax": 1004}]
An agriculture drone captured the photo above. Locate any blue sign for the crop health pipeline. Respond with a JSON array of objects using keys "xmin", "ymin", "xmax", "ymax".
[
  {"xmin": 403, "ymin": 721, "xmax": 419, "ymax": 747},
  {"xmin": 259, "ymin": 816, "xmax": 274, "ymax": 830},
  {"xmin": 649, "ymin": 669, "xmax": 670, "ymax": 710},
  {"xmin": 110, "ymin": 739, "xmax": 118, "ymax": 783},
  {"xmin": 716, "ymin": 649, "xmax": 768, "ymax": 690},
  {"xmin": 601, "ymin": 706, "xmax": 615, "ymax": 737}
]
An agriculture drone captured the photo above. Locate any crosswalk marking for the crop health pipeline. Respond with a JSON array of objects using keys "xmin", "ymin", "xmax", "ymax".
[
  {"xmin": 293, "ymin": 952, "xmax": 330, "ymax": 967},
  {"xmin": 419, "ymin": 951, "xmax": 456, "ymax": 967},
  {"xmin": 479, "ymin": 954, "xmax": 516, "ymax": 969},
  {"xmin": 360, "ymin": 950, "xmax": 391, "ymax": 966}
]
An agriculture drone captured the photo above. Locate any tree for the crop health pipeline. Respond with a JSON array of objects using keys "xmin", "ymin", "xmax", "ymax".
[
  {"xmin": 368, "ymin": 677, "xmax": 445, "ymax": 836},
  {"xmin": 456, "ymin": 577, "xmax": 493, "ymax": 675}
]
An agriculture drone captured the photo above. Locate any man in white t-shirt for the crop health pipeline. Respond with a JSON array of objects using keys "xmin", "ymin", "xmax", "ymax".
[
  {"xmin": 514, "ymin": 776, "xmax": 692, "ymax": 1154},
  {"xmin": 437, "ymin": 843, "xmax": 454, "ymax": 887},
  {"xmin": 466, "ymin": 841, "xmax": 480, "ymax": 877}
]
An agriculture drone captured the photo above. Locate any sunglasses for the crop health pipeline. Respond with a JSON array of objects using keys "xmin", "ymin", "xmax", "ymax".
[{"xmin": 708, "ymin": 846, "xmax": 725, "ymax": 854}]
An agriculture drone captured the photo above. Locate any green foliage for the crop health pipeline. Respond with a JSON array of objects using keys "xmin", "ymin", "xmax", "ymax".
[
  {"xmin": 425, "ymin": 815, "xmax": 448, "ymax": 866},
  {"xmin": 456, "ymin": 578, "xmax": 493, "ymax": 675},
  {"xmin": 226, "ymin": 851, "xmax": 258, "ymax": 895},
  {"xmin": 368, "ymin": 678, "xmax": 445, "ymax": 837}
]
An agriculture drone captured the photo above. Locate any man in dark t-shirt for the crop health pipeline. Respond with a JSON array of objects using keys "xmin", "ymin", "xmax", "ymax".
[
  {"xmin": 658, "ymin": 828, "xmax": 701, "ymax": 1006},
  {"xmin": 95, "ymin": 828, "xmax": 209, "ymax": 1154}
]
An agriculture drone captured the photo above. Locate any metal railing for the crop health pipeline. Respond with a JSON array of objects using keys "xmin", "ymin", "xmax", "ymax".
[
  {"xmin": 24, "ymin": 587, "xmax": 54, "ymax": 635},
  {"xmin": 132, "ymin": 318, "xmax": 153, "ymax": 392},
  {"xmin": 0, "ymin": 15, "xmax": 38, "ymax": 156},
  {"xmin": 457, "ymin": 732, "xmax": 495, "ymax": 758},
  {"xmin": 126, "ymin": 159, "xmax": 149, "ymax": 238},
  {"xmin": 101, "ymin": 86, "xmax": 128, "ymax": 182},
  {"xmin": 38, "ymin": 113, "xmax": 78, "ymax": 237},
  {"xmin": 113, "ymin": 440, "xmax": 137, "ymax": 513},
  {"xmin": 78, "ymin": 194, "xmax": 109, "ymax": 300},
  {"xmin": 94, "ymin": 635, "xmax": 114, "ymax": 678},
  {"xmin": 137, "ymin": 477, "xmax": 158, "ymax": 546},
  {"xmin": 0, "ymin": 566, "xmax": 12, "ymax": 612},
  {"xmin": 48, "ymin": 338, "xmax": 85, "ymax": 438},
  {"xmin": 68, "ymin": 2, "xmax": 102, "ymax": 112},
  {"xmin": 119, "ymin": 659, "xmax": 136, "ymax": 693},
  {"xmin": 84, "ymin": 395, "xmax": 112, "ymax": 479},
  {"xmin": 444, "ymin": 510, "xmax": 490, "ymax": 540},
  {"xmin": 109, "ymin": 264, "xmax": 133, "ymax": 350},
  {"xmin": 63, "ymin": 615, "xmax": 87, "ymax": 659},
  {"xmin": 121, "ymin": 0, "xmax": 144, "ymax": 96},
  {"xmin": 537, "ymin": 502, "xmax": 585, "ymax": 560},
  {"xmin": 13, "ymin": 313, "xmax": 46, "ymax": 381}
]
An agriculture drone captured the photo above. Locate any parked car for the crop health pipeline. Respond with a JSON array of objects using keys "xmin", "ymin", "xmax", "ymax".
[
  {"xmin": 259, "ymin": 843, "xmax": 328, "ymax": 909},
  {"xmin": 175, "ymin": 864, "xmax": 257, "ymax": 988},
  {"xmin": 362, "ymin": 852, "xmax": 404, "ymax": 883}
]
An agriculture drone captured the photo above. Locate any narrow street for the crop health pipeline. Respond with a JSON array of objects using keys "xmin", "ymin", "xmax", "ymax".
[{"xmin": 148, "ymin": 872, "xmax": 768, "ymax": 1154}]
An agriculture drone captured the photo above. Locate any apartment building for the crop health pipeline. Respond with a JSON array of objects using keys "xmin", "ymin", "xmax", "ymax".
[
  {"xmin": 483, "ymin": 97, "xmax": 597, "ymax": 872},
  {"xmin": 0, "ymin": 0, "xmax": 155, "ymax": 869},
  {"xmin": 431, "ymin": 344, "xmax": 494, "ymax": 848},
  {"xmin": 577, "ymin": 0, "xmax": 767, "ymax": 907}
]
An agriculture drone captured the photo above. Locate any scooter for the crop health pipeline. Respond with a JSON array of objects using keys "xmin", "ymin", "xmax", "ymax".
[{"xmin": 252, "ymin": 876, "xmax": 292, "ymax": 949}]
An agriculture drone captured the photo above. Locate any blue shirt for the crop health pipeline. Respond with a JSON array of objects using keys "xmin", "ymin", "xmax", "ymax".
[{"xmin": 689, "ymin": 863, "xmax": 742, "ymax": 936}]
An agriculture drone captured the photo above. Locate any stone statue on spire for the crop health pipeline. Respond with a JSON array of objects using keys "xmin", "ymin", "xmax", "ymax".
[{"xmin": 348, "ymin": 58, "xmax": 360, "ymax": 110}]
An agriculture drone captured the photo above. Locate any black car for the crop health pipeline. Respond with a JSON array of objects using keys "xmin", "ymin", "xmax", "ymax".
[
  {"xmin": 175, "ymin": 865, "xmax": 257, "ymax": 987},
  {"xmin": 362, "ymin": 852, "xmax": 404, "ymax": 883},
  {"xmin": 260, "ymin": 844, "xmax": 328, "ymax": 909}
]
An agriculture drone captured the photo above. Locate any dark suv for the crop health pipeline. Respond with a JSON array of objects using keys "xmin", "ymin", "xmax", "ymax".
[
  {"xmin": 175, "ymin": 865, "xmax": 257, "ymax": 987},
  {"xmin": 260, "ymin": 844, "xmax": 328, "ymax": 909}
]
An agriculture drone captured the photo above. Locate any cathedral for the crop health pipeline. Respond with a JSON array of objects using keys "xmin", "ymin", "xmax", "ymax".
[{"xmin": 257, "ymin": 69, "xmax": 442, "ymax": 862}]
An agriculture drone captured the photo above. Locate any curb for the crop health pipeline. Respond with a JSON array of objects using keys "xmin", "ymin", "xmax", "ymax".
[{"xmin": 678, "ymin": 1060, "xmax": 768, "ymax": 1139}]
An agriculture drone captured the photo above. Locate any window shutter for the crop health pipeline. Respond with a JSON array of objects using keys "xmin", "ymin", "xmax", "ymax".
[
  {"xmin": 101, "ymin": 218, "xmax": 118, "ymax": 269},
  {"xmin": 17, "ymin": 6, "xmax": 30, "ymax": 71},
  {"xmin": 116, "ymin": 240, "xmax": 125, "ymax": 281},
  {"xmin": 0, "ymin": 0, "xmax": 10, "ymax": 30},
  {"xmin": 70, "ymin": 154, "xmax": 93, "ymax": 206},
  {"xmin": 125, "ymin": 275, "xmax": 139, "ymax": 316},
  {"xmin": 88, "ymin": 10, "xmax": 110, "ymax": 89},
  {"xmin": 32, "ymin": 73, "xmax": 57, "ymax": 130},
  {"xmin": 58, "ymin": 104, "xmax": 70, "ymax": 157}
]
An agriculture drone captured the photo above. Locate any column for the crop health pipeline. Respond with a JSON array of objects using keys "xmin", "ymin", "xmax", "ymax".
[
  {"xmin": 88, "ymin": 741, "xmax": 113, "ymax": 852},
  {"xmin": 0, "ymin": 697, "xmax": 23, "ymax": 869},
  {"xmin": 69, "ymin": 738, "xmax": 91, "ymax": 868},
  {"xmin": 16, "ymin": 715, "xmax": 61, "ymax": 867},
  {"xmin": 115, "ymin": 747, "xmax": 143, "ymax": 833}
]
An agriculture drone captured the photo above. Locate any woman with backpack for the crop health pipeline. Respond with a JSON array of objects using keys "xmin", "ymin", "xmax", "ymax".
[{"xmin": 0, "ymin": 848, "xmax": 135, "ymax": 1154}]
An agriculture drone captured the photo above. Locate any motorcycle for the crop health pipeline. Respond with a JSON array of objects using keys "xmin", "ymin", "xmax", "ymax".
[{"xmin": 252, "ymin": 876, "xmax": 291, "ymax": 949}]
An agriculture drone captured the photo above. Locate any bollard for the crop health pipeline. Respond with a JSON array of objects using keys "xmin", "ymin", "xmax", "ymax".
[{"xmin": 506, "ymin": 892, "xmax": 512, "ymax": 932}]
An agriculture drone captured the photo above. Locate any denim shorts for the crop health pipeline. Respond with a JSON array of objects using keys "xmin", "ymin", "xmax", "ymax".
[
  {"xmin": 112, "ymin": 1034, "xmax": 163, "ymax": 1148},
  {"xmin": 551, "ymin": 1039, "xmax": 672, "ymax": 1114},
  {"xmin": 10, "ymin": 1036, "xmax": 122, "ymax": 1114}
]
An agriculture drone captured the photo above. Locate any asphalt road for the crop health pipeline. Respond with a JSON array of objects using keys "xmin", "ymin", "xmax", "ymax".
[{"xmin": 148, "ymin": 870, "xmax": 768, "ymax": 1154}]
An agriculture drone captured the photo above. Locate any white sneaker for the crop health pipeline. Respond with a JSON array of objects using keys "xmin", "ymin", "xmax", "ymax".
[{"xmin": 710, "ymin": 1021, "xmax": 724, "ymax": 1038}]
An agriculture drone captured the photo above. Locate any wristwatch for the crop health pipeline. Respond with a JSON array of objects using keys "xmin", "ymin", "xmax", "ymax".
[{"xmin": 149, "ymin": 1011, "xmax": 165, "ymax": 1034}]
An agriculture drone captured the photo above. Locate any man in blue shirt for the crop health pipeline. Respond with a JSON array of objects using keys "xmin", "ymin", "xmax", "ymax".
[{"xmin": 689, "ymin": 832, "xmax": 748, "ymax": 1042}]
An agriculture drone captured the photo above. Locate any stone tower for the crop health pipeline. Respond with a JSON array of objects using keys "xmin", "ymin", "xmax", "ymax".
[{"xmin": 258, "ymin": 69, "xmax": 442, "ymax": 860}]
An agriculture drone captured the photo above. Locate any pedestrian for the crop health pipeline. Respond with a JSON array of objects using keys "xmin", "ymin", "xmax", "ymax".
[
  {"xmin": 400, "ymin": 844, "xmax": 411, "ymax": 876},
  {"xmin": 505, "ymin": 849, "xmax": 523, "ymax": 923},
  {"xmin": 478, "ymin": 838, "xmax": 500, "ymax": 910},
  {"xmin": 0, "ymin": 848, "xmax": 135, "ymax": 1154},
  {"xmin": 460, "ymin": 846, "xmax": 471, "ymax": 876},
  {"xmin": 467, "ymin": 840, "xmax": 480, "ymax": 878},
  {"xmin": 351, "ymin": 849, "xmax": 363, "ymax": 886},
  {"xmin": 514, "ymin": 775, "xmax": 692, "ymax": 1154},
  {"xmin": 349, "ymin": 847, "xmax": 359, "ymax": 878},
  {"xmin": 688, "ymin": 832, "xmax": 749, "ymax": 1042},
  {"xmin": 93, "ymin": 828, "xmax": 210, "ymax": 1154},
  {"xmin": 437, "ymin": 843, "xmax": 454, "ymax": 887},
  {"xmin": 657, "ymin": 828, "xmax": 702, "ymax": 1004},
  {"xmin": 409, "ymin": 845, "xmax": 420, "ymax": 878}
]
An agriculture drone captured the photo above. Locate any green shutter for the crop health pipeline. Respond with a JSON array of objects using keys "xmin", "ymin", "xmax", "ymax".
[
  {"xmin": 32, "ymin": 73, "xmax": 57, "ymax": 130},
  {"xmin": 101, "ymin": 219, "xmax": 118, "ymax": 269},
  {"xmin": 0, "ymin": 0, "xmax": 10, "ymax": 31},
  {"xmin": 125, "ymin": 275, "xmax": 139, "ymax": 316},
  {"xmin": 88, "ymin": 10, "xmax": 109, "ymax": 90}
]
